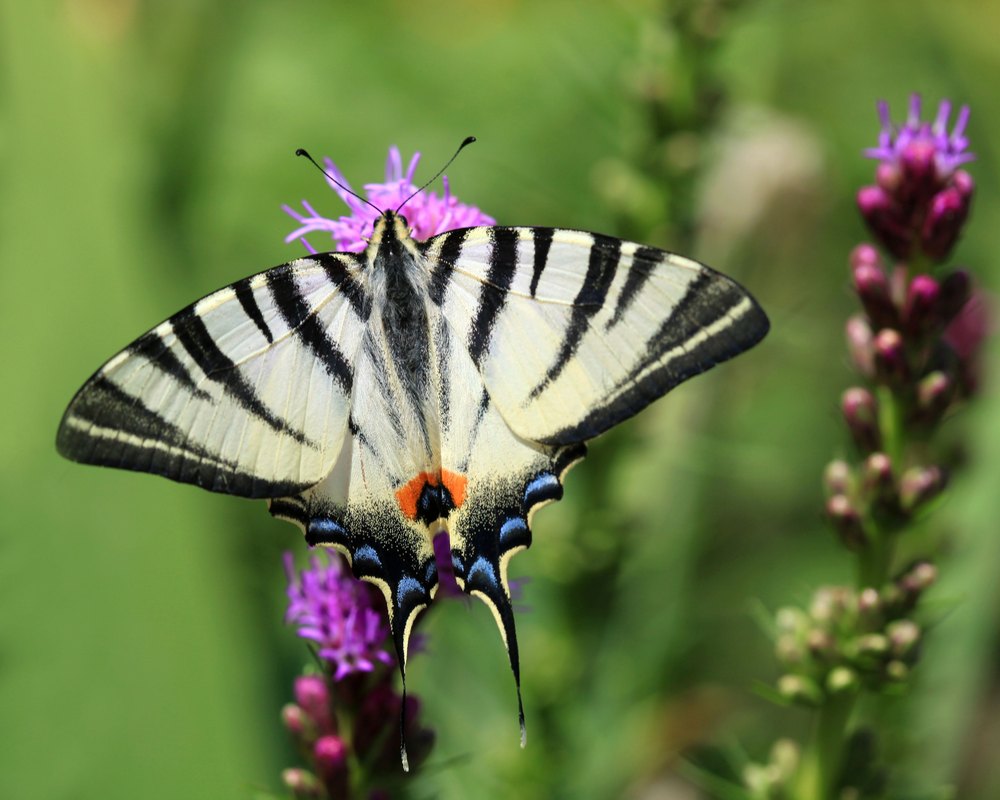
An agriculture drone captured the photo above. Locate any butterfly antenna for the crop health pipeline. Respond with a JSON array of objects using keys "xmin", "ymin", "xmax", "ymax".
[
  {"xmin": 395, "ymin": 135, "xmax": 477, "ymax": 214},
  {"xmin": 295, "ymin": 148, "xmax": 383, "ymax": 216}
]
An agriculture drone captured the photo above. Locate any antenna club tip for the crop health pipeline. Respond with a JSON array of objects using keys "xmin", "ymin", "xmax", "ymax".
[
  {"xmin": 461, "ymin": 135, "xmax": 477, "ymax": 148},
  {"xmin": 295, "ymin": 148, "xmax": 309, "ymax": 158}
]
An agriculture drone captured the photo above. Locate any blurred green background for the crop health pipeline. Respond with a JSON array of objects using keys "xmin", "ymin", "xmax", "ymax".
[{"xmin": 2, "ymin": 1, "xmax": 999, "ymax": 798}]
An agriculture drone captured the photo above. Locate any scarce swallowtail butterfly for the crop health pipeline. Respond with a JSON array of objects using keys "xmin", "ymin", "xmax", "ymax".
[{"xmin": 57, "ymin": 146, "xmax": 769, "ymax": 768}]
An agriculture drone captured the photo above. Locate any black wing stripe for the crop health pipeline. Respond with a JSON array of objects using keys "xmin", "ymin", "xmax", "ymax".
[
  {"xmin": 57, "ymin": 377, "xmax": 308, "ymax": 497},
  {"xmin": 428, "ymin": 228, "xmax": 469, "ymax": 306},
  {"xmin": 316, "ymin": 254, "xmax": 370, "ymax": 319},
  {"xmin": 267, "ymin": 269, "xmax": 354, "ymax": 394},
  {"xmin": 170, "ymin": 306, "xmax": 315, "ymax": 446},
  {"xmin": 529, "ymin": 233, "xmax": 621, "ymax": 399},
  {"xmin": 605, "ymin": 246, "xmax": 663, "ymax": 331},
  {"xmin": 130, "ymin": 330, "xmax": 212, "ymax": 401},
  {"xmin": 544, "ymin": 275, "xmax": 769, "ymax": 444},
  {"xmin": 468, "ymin": 227, "xmax": 518, "ymax": 366},
  {"xmin": 529, "ymin": 227, "xmax": 553, "ymax": 298},
  {"xmin": 233, "ymin": 277, "xmax": 274, "ymax": 344}
]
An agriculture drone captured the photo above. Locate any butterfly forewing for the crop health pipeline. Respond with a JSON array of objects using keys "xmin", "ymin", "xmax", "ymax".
[
  {"xmin": 426, "ymin": 226, "xmax": 769, "ymax": 444},
  {"xmin": 57, "ymin": 255, "xmax": 368, "ymax": 497}
]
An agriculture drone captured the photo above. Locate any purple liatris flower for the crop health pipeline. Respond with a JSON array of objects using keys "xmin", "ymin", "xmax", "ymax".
[
  {"xmin": 858, "ymin": 95, "xmax": 975, "ymax": 262},
  {"xmin": 284, "ymin": 145, "xmax": 495, "ymax": 253},
  {"xmin": 865, "ymin": 94, "xmax": 973, "ymax": 176},
  {"xmin": 284, "ymin": 551, "xmax": 394, "ymax": 680}
]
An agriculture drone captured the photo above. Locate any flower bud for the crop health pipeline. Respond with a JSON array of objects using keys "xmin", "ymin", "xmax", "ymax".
[
  {"xmin": 826, "ymin": 495, "xmax": 867, "ymax": 550},
  {"xmin": 898, "ymin": 561, "xmax": 938, "ymax": 596},
  {"xmin": 294, "ymin": 675, "xmax": 333, "ymax": 734},
  {"xmin": 282, "ymin": 703, "xmax": 314, "ymax": 742},
  {"xmin": 806, "ymin": 628, "xmax": 836, "ymax": 659},
  {"xmin": 902, "ymin": 275, "xmax": 940, "ymax": 337},
  {"xmin": 850, "ymin": 243, "xmax": 884, "ymax": 271},
  {"xmin": 282, "ymin": 768, "xmax": 323, "ymax": 799},
  {"xmin": 857, "ymin": 587, "xmax": 881, "ymax": 618},
  {"xmin": 886, "ymin": 620, "xmax": 920, "ymax": 657},
  {"xmin": 899, "ymin": 140, "xmax": 939, "ymax": 205},
  {"xmin": 776, "ymin": 634, "xmax": 806, "ymax": 666},
  {"xmin": 846, "ymin": 315, "xmax": 875, "ymax": 376},
  {"xmin": 862, "ymin": 452, "xmax": 894, "ymax": 494},
  {"xmin": 915, "ymin": 371, "xmax": 952, "ymax": 427},
  {"xmin": 852, "ymin": 261, "xmax": 898, "ymax": 328},
  {"xmin": 952, "ymin": 169, "xmax": 975, "ymax": 198},
  {"xmin": 858, "ymin": 633, "xmax": 890, "ymax": 654},
  {"xmin": 842, "ymin": 387, "xmax": 880, "ymax": 452},
  {"xmin": 778, "ymin": 674, "xmax": 823, "ymax": 706},
  {"xmin": 857, "ymin": 186, "xmax": 911, "ymax": 259},
  {"xmin": 314, "ymin": 735, "xmax": 349, "ymax": 796},
  {"xmin": 899, "ymin": 465, "xmax": 946, "ymax": 513},
  {"xmin": 875, "ymin": 162, "xmax": 901, "ymax": 193},
  {"xmin": 921, "ymin": 186, "xmax": 970, "ymax": 262},
  {"xmin": 873, "ymin": 328, "xmax": 909, "ymax": 385},
  {"xmin": 885, "ymin": 659, "xmax": 909, "ymax": 682},
  {"xmin": 826, "ymin": 666, "xmax": 860, "ymax": 694},
  {"xmin": 824, "ymin": 459, "xmax": 852, "ymax": 496},
  {"xmin": 810, "ymin": 586, "xmax": 852, "ymax": 623}
]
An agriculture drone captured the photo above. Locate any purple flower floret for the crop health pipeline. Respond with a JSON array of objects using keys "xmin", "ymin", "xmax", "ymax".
[
  {"xmin": 284, "ymin": 146, "xmax": 495, "ymax": 253},
  {"xmin": 865, "ymin": 94, "xmax": 974, "ymax": 177},
  {"xmin": 284, "ymin": 551, "xmax": 394, "ymax": 681}
]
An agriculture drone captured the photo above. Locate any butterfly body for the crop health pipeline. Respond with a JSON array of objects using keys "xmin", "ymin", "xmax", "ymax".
[{"xmin": 57, "ymin": 208, "xmax": 768, "ymax": 762}]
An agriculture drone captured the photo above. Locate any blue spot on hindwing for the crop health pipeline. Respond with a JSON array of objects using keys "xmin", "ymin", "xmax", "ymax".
[
  {"xmin": 499, "ymin": 516, "xmax": 529, "ymax": 548},
  {"xmin": 306, "ymin": 517, "xmax": 346, "ymax": 545},
  {"xmin": 467, "ymin": 556, "xmax": 498, "ymax": 589},
  {"xmin": 352, "ymin": 545, "xmax": 382, "ymax": 573},
  {"xmin": 396, "ymin": 576, "xmax": 426, "ymax": 610},
  {"xmin": 523, "ymin": 472, "xmax": 561, "ymax": 508}
]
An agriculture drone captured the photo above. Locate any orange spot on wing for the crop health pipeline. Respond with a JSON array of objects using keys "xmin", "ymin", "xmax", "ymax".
[
  {"xmin": 396, "ymin": 472, "xmax": 433, "ymax": 521},
  {"xmin": 395, "ymin": 470, "xmax": 469, "ymax": 520},
  {"xmin": 441, "ymin": 470, "xmax": 467, "ymax": 509}
]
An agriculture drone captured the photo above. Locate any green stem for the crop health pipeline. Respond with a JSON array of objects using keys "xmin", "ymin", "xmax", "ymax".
[{"xmin": 795, "ymin": 694, "xmax": 856, "ymax": 799}]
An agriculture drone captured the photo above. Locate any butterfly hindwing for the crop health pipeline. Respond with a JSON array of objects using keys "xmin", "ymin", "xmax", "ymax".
[{"xmin": 57, "ymin": 254, "xmax": 370, "ymax": 498}]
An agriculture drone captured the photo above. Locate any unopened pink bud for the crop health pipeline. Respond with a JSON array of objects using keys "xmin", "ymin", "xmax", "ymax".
[
  {"xmin": 826, "ymin": 495, "xmax": 866, "ymax": 550},
  {"xmin": 823, "ymin": 459, "xmax": 852, "ymax": 496},
  {"xmin": 899, "ymin": 140, "xmax": 939, "ymax": 200},
  {"xmin": 873, "ymin": 328, "xmax": 909, "ymax": 385},
  {"xmin": 842, "ymin": 387, "xmax": 880, "ymax": 452},
  {"xmin": 900, "ymin": 465, "xmax": 947, "ymax": 513},
  {"xmin": 850, "ymin": 243, "xmax": 884, "ymax": 271},
  {"xmin": 922, "ymin": 186, "xmax": 970, "ymax": 262},
  {"xmin": 903, "ymin": 275, "xmax": 941, "ymax": 336},
  {"xmin": 294, "ymin": 675, "xmax": 333, "ymax": 733},
  {"xmin": 853, "ymin": 262, "xmax": 898, "ymax": 327},
  {"xmin": 952, "ymin": 169, "xmax": 975, "ymax": 198}
]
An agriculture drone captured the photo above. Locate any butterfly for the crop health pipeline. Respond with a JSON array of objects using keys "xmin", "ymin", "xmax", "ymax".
[{"xmin": 57, "ymin": 165, "xmax": 768, "ymax": 768}]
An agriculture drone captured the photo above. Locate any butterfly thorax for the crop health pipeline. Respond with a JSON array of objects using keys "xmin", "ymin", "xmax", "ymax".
[{"xmin": 364, "ymin": 212, "xmax": 438, "ymax": 473}]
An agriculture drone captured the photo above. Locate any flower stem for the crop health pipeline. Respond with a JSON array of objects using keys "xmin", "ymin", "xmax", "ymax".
[{"xmin": 796, "ymin": 694, "xmax": 856, "ymax": 799}]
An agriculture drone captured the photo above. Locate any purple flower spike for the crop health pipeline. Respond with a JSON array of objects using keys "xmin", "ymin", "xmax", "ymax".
[
  {"xmin": 284, "ymin": 551, "xmax": 394, "ymax": 681},
  {"xmin": 861, "ymin": 95, "xmax": 975, "ymax": 261},
  {"xmin": 865, "ymin": 94, "xmax": 974, "ymax": 179},
  {"xmin": 284, "ymin": 146, "xmax": 495, "ymax": 253}
]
